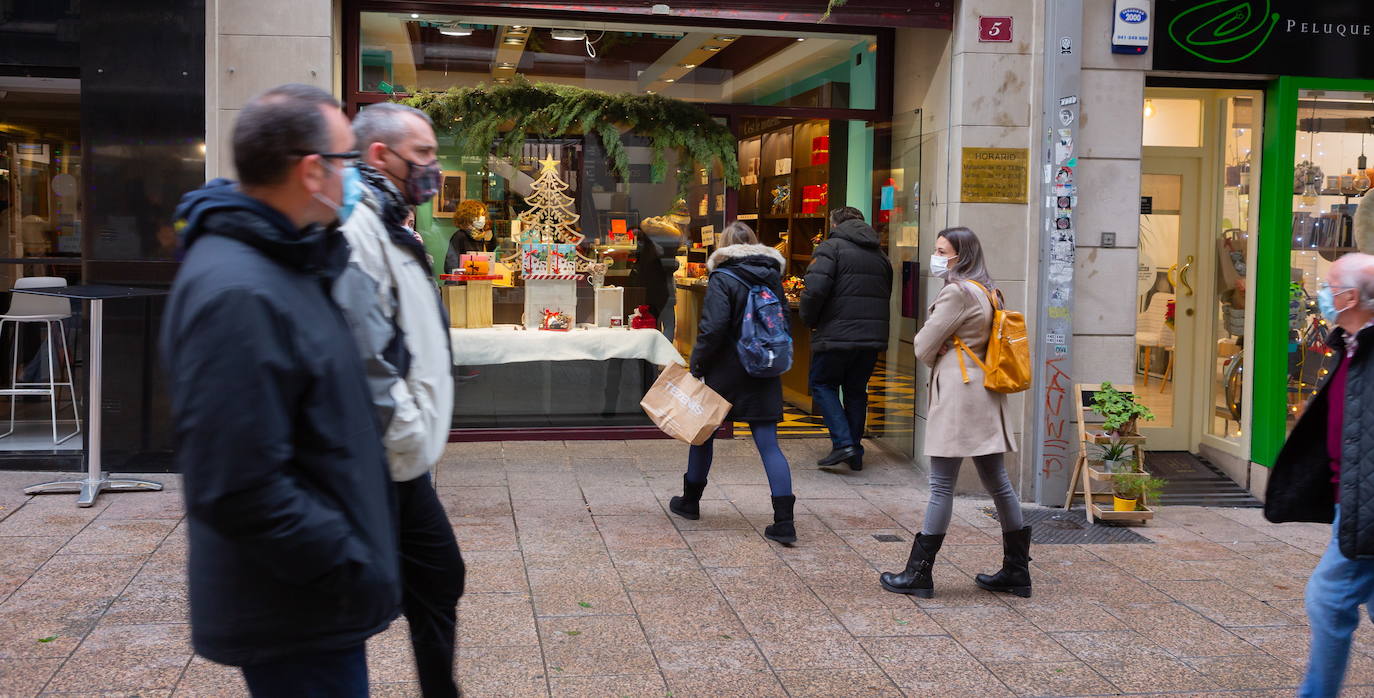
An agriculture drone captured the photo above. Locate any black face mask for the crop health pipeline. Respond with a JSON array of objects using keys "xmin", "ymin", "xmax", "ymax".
[{"xmin": 386, "ymin": 146, "xmax": 441, "ymax": 205}]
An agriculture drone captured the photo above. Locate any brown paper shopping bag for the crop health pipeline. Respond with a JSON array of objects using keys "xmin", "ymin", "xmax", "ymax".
[{"xmin": 640, "ymin": 363, "xmax": 732, "ymax": 445}]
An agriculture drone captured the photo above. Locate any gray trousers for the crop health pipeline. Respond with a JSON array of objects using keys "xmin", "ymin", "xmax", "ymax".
[{"xmin": 922, "ymin": 453, "xmax": 1025, "ymax": 535}]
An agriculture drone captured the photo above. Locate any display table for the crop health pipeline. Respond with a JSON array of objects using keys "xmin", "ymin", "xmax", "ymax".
[{"xmin": 450, "ymin": 326, "xmax": 684, "ymax": 367}]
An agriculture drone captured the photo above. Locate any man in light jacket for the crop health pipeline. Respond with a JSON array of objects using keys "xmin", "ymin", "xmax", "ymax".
[{"xmin": 334, "ymin": 102, "xmax": 464, "ymax": 697}]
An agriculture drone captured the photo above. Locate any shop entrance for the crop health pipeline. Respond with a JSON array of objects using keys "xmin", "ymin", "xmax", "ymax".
[{"xmin": 1137, "ymin": 88, "xmax": 1260, "ymax": 466}]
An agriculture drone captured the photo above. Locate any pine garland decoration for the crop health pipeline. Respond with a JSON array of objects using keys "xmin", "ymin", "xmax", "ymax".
[{"xmin": 401, "ymin": 78, "xmax": 740, "ymax": 194}]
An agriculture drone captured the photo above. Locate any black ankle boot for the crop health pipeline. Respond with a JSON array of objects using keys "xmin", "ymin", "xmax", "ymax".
[
  {"xmin": 669, "ymin": 475, "xmax": 707, "ymax": 520},
  {"xmin": 879, "ymin": 533, "xmax": 945, "ymax": 598},
  {"xmin": 764, "ymin": 495, "xmax": 797, "ymax": 545},
  {"xmin": 975, "ymin": 526, "xmax": 1033, "ymax": 598}
]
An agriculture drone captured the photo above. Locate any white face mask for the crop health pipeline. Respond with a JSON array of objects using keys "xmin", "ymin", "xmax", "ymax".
[
  {"xmin": 930, "ymin": 254, "xmax": 954, "ymax": 277},
  {"xmin": 475, "ymin": 217, "xmax": 486, "ymax": 229}
]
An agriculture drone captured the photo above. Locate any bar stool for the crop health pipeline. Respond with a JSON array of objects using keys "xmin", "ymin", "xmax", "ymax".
[{"xmin": 0, "ymin": 277, "xmax": 80, "ymax": 444}]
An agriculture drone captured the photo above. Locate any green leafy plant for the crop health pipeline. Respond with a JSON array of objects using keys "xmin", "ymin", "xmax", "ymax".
[
  {"xmin": 1090, "ymin": 382, "xmax": 1156, "ymax": 435},
  {"xmin": 821, "ymin": 0, "xmax": 849, "ymax": 21},
  {"xmin": 1111, "ymin": 473, "xmax": 1167, "ymax": 509},
  {"xmin": 401, "ymin": 77, "xmax": 740, "ymax": 196},
  {"xmin": 1093, "ymin": 441, "xmax": 1135, "ymax": 464}
]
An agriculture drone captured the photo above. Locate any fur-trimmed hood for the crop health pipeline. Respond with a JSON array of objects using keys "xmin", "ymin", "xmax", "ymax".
[{"xmin": 707, "ymin": 243, "xmax": 785, "ymax": 272}]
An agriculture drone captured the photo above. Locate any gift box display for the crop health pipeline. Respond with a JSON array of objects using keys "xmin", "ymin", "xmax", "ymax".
[
  {"xmin": 811, "ymin": 136, "xmax": 830, "ymax": 165},
  {"xmin": 800, "ymin": 184, "xmax": 829, "ymax": 214}
]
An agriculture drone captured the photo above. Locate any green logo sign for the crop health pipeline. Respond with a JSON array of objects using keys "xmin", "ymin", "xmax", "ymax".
[{"xmin": 1167, "ymin": 0, "xmax": 1281, "ymax": 64}]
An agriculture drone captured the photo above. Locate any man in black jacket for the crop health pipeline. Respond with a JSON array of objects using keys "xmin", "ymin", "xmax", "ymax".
[
  {"xmin": 801, "ymin": 207, "xmax": 893, "ymax": 471},
  {"xmin": 1267, "ymin": 253, "xmax": 1374, "ymax": 697},
  {"xmin": 161, "ymin": 84, "xmax": 400, "ymax": 695}
]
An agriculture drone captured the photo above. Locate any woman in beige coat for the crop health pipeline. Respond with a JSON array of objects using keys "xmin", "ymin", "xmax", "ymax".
[{"xmin": 880, "ymin": 226, "xmax": 1032, "ymax": 599}]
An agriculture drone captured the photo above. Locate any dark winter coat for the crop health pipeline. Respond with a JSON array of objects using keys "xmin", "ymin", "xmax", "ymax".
[
  {"xmin": 800, "ymin": 219, "xmax": 893, "ymax": 353},
  {"xmin": 161, "ymin": 180, "xmax": 401, "ymax": 666},
  {"xmin": 690, "ymin": 243, "xmax": 788, "ymax": 423},
  {"xmin": 443, "ymin": 228, "xmax": 494, "ymax": 274},
  {"xmin": 1267, "ymin": 324, "xmax": 1374, "ymax": 559}
]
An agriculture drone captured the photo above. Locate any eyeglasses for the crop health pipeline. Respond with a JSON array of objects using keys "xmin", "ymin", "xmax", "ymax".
[{"xmin": 292, "ymin": 150, "xmax": 360, "ymax": 168}]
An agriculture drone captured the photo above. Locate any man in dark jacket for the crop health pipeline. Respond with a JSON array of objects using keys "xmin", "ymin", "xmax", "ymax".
[
  {"xmin": 161, "ymin": 84, "xmax": 399, "ymax": 695},
  {"xmin": 801, "ymin": 207, "xmax": 893, "ymax": 470},
  {"xmin": 1267, "ymin": 253, "xmax": 1374, "ymax": 697}
]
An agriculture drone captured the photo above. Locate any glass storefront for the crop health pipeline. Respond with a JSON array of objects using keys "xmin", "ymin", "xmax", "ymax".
[
  {"xmin": 1136, "ymin": 88, "xmax": 1260, "ymax": 456},
  {"xmin": 348, "ymin": 8, "xmax": 916, "ymax": 447},
  {"xmin": 1285, "ymin": 90, "xmax": 1374, "ymax": 425}
]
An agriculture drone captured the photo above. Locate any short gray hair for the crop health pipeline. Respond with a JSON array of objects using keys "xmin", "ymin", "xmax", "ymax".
[
  {"xmin": 353, "ymin": 102, "xmax": 435, "ymax": 150},
  {"xmin": 1331, "ymin": 253, "xmax": 1374, "ymax": 311}
]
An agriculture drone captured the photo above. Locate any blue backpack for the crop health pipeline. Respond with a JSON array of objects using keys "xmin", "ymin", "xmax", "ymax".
[{"xmin": 715, "ymin": 269, "xmax": 793, "ymax": 377}]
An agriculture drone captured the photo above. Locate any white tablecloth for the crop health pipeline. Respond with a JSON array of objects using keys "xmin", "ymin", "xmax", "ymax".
[{"xmin": 450, "ymin": 326, "xmax": 685, "ymax": 367}]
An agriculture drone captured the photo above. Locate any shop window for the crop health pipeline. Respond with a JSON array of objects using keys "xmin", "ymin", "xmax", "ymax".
[
  {"xmin": 1208, "ymin": 96, "xmax": 1257, "ymax": 443},
  {"xmin": 1142, "ymin": 98, "xmax": 1202, "ymax": 148},
  {"xmin": 1287, "ymin": 90, "xmax": 1374, "ymax": 428},
  {"xmin": 357, "ymin": 12, "xmax": 877, "ymax": 110}
]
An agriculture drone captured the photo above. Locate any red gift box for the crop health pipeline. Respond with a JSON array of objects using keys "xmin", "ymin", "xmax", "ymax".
[
  {"xmin": 800, "ymin": 184, "xmax": 829, "ymax": 214},
  {"xmin": 811, "ymin": 136, "xmax": 830, "ymax": 166}
]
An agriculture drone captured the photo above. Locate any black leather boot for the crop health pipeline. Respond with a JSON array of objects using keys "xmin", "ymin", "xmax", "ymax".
[
  {"xmin": 669, "ymin": 475, "xmax": 707, "ymax": 520},
  {"xmin": 879, "ymin": 533, "xmax": 945, "ymax": 598},
  {"xmin": 764, "ymin": 495, "xmax": 797, "ymax": 545},
  {"xmin": 975, "ymin": 526, "xmax": 1033, "ymax": 598}
]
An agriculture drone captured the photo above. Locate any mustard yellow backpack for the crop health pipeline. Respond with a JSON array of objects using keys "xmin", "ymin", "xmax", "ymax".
[{"xmin": 950, "ymin": 280, "xmax": 1031, "ymax": 394}]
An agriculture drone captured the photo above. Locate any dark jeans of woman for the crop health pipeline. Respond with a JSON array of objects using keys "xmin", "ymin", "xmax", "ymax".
[
  {"xmin": 687, "ymin": 422, "xmax": 792, "ymax": 496},
  {"xmin": 922, "ymin": 453, "xmax": 1024, "ymax": 535}
]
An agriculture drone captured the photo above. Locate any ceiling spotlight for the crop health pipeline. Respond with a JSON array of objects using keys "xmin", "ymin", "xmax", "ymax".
[
  {"xmin": 714, "ymin": 35, "xmax": 739, "ymax": 41},
  {"xmin": 439, "ymin": 24, "xmax": 473, "ymax": 36},
  {"xmin": 503, "ymin": 37, "xmax": 525, "ymax": 45},
  {"xmin": 664, "ymin": 78, "xmax": 675, "ymax": 83},
  {"xmin": 497, "ymin": 62, "xmax": 515, "ymax": 69},
  {"xmin": 511, "ymin": 25, "xmax": 527, "ymax": 31},
  {"xmin": 680, "ymin": 63, "xmax": 696, "ymax": 69},
  {"xmin": 646, "ymin": 89, "xmax": 656, "ymax": 94},
  {"xmin": 703, "ymin": 45, "xmax": 723, "ymax": 52},
  {"xmin": 551, "ymin": 28, "xmax": 587, "ymax": 41},
  {"xmin": 797, "ymin": 37, "xmax": 806, "ymax": 41},
  {"xmin": 410, "ymin": 13, "xmax": 420, "ymax": 19}
]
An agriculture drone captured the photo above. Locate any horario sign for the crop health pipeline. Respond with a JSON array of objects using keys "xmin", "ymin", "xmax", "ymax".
[{"xmin": 1152, "ymin": 0, "xmax": 1374, "ymax": 79}]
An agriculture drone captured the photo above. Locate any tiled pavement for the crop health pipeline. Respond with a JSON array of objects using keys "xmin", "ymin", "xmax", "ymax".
[{"xmin": 0, "ymin": 438, "xmax": 1365, "ymax": 696}]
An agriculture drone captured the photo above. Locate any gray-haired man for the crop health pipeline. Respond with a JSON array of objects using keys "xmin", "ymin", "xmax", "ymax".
[{"xmin": 333, "ymin": 102, "xmax": 464, "ymax": 697}]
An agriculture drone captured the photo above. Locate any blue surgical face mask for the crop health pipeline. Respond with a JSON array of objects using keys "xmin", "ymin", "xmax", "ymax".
[
  {"xmin": 1318, "ymin": 285, "xmax": 1342, "ymax": 326},
  {"xmin": 312, "ymin": 161, "xmax": 364, "ymax": 224},
  {"xmin": 337, "ymin": 165, "xmax": 364, "ymax": 223}
]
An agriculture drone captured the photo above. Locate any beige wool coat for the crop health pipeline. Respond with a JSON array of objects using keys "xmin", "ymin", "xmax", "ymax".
[{"xmin": 915, "ymin": 280, "xmax": 1018, "ymax": 458}]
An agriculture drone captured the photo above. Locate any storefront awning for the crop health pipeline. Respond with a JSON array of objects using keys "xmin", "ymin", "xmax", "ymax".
[{"xmin": 414, "ymin": 1, "xmax": 953, "ymax": 29}]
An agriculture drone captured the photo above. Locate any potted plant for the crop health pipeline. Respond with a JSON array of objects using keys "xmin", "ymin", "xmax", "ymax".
[
  {"xmin": 1111, "ymin": 473, "xmax": 1167, "ymax": 512},
  {"xmin": 1093, "ymin": 441, "xmax": 1135, "ymax": 473},
  {"xmin": 1090, "ymin": 382, "xmax": 1156, "ymax": 437}
]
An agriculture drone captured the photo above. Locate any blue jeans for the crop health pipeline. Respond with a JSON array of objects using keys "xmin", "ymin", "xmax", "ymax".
[
  {"xmin": 1302, "ymin": 508, "xmax": 1374, "ymax": 698},
  {"xmin": 240, "ymin": 644, "xmax": 368, "ymax": 698},
  {"xmin": 809, "ymin": 349, "xmax": 880, "ymax": 450}
]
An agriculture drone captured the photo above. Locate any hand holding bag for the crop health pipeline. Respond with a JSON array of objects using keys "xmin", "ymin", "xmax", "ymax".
[{"xmin": 640, "ymin": 363, "xmax": 732, "ymax": 445}]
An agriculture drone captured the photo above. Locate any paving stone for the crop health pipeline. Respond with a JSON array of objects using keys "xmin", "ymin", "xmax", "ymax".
[{"xmin": 0, "ymin": 444, "xmax": 1337, "ymax": 696}]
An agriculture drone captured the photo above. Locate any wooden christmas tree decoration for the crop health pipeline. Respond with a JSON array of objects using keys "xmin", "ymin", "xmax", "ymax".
[{"xmin": 506, "ymin": 155, "xmax": 594, "ymax": 280}]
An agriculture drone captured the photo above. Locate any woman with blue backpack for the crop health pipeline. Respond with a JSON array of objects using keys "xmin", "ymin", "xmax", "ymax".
[{"xmin": 669, "ymin": 221, "xmax": 798, "ymax": 544}]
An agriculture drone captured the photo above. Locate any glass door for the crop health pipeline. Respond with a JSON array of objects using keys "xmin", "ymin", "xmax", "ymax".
[{"xmin": 1137, "ymin": 156, "xmax": 1202, "ymax": 451}]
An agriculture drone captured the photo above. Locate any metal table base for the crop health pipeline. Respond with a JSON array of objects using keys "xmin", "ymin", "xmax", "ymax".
[{"xmin": 20, "ymin": 291, "xmax": 165, "ymax": 506}]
